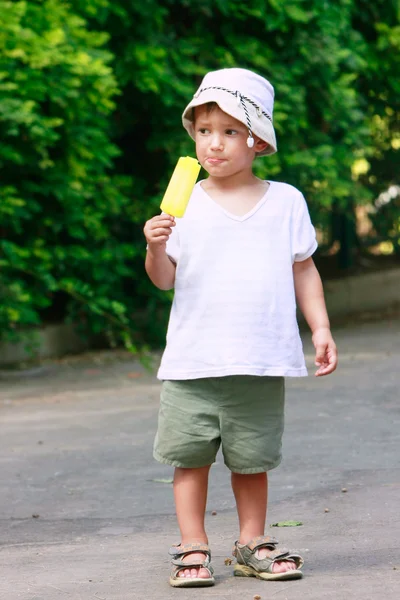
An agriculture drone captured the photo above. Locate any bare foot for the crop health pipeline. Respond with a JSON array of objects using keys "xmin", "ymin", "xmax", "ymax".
[
  {"xmin": 256, "ymin": 547, "xmax": 298, "ymax": 573},
  {"xmin": 178, "ymin": 552, "xmax": 211, "ymax": 579}
]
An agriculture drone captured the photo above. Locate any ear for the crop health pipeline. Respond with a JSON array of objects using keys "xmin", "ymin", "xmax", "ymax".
[{"xmin": 254, "ymin": 138, "xmax": 269, "ymax": 153}]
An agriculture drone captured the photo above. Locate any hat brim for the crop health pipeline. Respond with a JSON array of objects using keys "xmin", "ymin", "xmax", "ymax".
[{"xmin": 182, "ymin": 90, "xmax": 277, "ymax": 156}]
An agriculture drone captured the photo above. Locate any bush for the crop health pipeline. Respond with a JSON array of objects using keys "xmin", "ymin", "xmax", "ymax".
[
  {"xmin": 1, "ymin": 0, "xmax": 399, "ymax": 350},
  {"xmin": 0, "ymin": 1, "xmax": 141, "ymax": 348}
]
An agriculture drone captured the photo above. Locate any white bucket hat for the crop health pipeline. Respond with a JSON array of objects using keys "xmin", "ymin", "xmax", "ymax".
[{"xmin": 182, "ymin": 68, "xmax": 277, "ymax": 156}]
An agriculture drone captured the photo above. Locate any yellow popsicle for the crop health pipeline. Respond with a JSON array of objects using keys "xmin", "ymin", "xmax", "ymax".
[{"xmin": 160, "ymin": 156, "xmax": 201, "ymax": 218}]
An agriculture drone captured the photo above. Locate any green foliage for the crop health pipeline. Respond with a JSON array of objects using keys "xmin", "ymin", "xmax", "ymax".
[
  {"xmin": 75, "ymin": 0, "xmax": 398, "ymax": 229},
  {"xmin": 0, "ymin": 0, "xmax": 140, "ymax": 346},
  {"xmin": 1, "ymin": 0, "xmax": 399, "ymax": 349}
]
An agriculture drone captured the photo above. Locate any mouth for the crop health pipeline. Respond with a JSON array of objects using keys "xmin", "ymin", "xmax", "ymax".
[{"xmin": 206, "ymin": 157, "xmax": 226, "ymax": 165}]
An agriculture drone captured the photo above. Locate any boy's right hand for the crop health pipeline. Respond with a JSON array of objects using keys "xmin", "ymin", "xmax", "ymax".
[{"xmin": 143, "ymin": 214, "xmax": 175, "ymax": 252}]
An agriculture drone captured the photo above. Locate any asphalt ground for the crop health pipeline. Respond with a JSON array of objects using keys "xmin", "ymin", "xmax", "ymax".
[{"xmin": 0, "ymin": 317, "xmax": 399, "ymax": 599}]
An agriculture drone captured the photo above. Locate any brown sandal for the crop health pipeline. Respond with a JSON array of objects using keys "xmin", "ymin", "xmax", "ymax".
[
  {"xmin": 233, "ymin": 535, "xmax": 304, "ymax": 581},
  {"xmin": 169, "ymin": 543, "xmax": 215, "ymax": 587}
]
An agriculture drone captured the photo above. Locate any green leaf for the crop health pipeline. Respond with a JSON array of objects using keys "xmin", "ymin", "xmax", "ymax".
[{"xmin": 271, "ymin": 521, "xmax": 303, "ymax": 527}]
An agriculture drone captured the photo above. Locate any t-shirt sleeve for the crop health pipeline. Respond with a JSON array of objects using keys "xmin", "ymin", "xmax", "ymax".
[
  {"xmin": 292, "ymin": 193, "xmax": 318, "ymax": 262},
  {"xmin": 165, "ymin": 218, "xmax": 180, "ymax": 263}
]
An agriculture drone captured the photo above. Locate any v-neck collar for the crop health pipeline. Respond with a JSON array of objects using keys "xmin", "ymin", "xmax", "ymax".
[{"xmin": 198, "ymin": 181, "xmax": 273, "ymax": 222}]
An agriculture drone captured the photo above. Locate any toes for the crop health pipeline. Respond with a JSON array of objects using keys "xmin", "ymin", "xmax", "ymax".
[
  {"xmin": 178, "ymin": 567, "xmax": 210, "ymax": 580},
  {"xmin": 273, "ymin": 559, "xmax": 297, "ymax": 573},
  {"xmin": 198, "ymin": 568, "xmax": 211, "ymax": 579},
  {"xmin": 178, "ymin": 567, "xmax": 210, "ymax": 579}
]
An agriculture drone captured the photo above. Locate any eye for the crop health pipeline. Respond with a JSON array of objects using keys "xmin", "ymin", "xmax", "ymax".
[
  {"xmin": 197, "ymin": 127, "xmax": 210, "ymax": 134},
  {"xmin": 225, "ymin": 129, "xmax": 238, "ymax": 135}
]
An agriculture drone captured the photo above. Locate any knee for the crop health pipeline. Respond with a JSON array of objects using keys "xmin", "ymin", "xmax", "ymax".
[
  {"xmin": 175, "ymin": 464, "xmax": 212, "ymax": 479},
  {"xmin": 231, "ymin": 471, "xmax": 267, "ymax": 482}
]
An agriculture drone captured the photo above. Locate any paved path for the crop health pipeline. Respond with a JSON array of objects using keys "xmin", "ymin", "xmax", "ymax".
[{"xmin": 1, "ymin": 318, "xmax": 399, "ymax": 599}]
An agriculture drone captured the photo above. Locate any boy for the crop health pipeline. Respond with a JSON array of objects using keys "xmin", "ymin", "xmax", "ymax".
[{"xmin": 144, "ymin": 68, "xmax": 338, "ymax": 587}]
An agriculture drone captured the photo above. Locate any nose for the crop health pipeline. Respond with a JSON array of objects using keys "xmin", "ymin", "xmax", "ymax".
[{"xmin": 210, "ymin": 132, "xmax": 223, "ymax": 150}]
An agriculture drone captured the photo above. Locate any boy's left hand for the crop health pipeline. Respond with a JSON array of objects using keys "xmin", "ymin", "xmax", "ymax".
[{"xmin": 312, "ymin": 327, "xmax": 338, "ymax": 376}]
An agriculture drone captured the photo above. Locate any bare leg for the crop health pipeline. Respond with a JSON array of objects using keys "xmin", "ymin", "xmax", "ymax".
[
  {"xmin": 173, "ymin": 465, "xmax": 212, "ymax": 579},
  {"xmin": 231, "ymin": 472, "xmax": 297, "ymax": 573}
]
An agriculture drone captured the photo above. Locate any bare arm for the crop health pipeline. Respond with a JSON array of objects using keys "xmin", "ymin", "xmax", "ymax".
[
  {"xmin": 293, "ymin": 257, "xmax": 338, "ymax": 376},
  {"xmin": 145, "ymin": 248, "xmax": 176, "ymax": 290},
  {"xmin": 144, "ymin": 214, "xmax": 176, "ymax": 291},
  {"xmin": 293, "ymin": 257, "xmax": 330, "ymax": 331}
]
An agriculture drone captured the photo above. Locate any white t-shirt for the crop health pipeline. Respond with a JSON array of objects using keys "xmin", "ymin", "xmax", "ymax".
[{"xmin": 157, "ymin": 180, "xmax": 317, "ymax": 380}]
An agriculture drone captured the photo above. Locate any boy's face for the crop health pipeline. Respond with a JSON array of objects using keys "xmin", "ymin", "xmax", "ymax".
[{"xmin": 193, "ymin": 104, "xmax": 268, "ymax": 178}]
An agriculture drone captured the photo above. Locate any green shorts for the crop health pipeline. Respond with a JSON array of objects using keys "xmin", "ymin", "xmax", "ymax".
[{"xmin": 153, "ymin": 376, "xmax": 285, "ymax": 474}]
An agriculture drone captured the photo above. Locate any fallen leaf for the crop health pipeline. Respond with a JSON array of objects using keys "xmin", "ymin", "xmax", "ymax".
[
  {"xmin": 151, "ymin": 478, "xmax": 173, "ymax": 484},
  {"xmin": 324, "ymin": 508, "xmax": 330, "ymax": 513},
  {"xmin": 341, "ymin": 487, "xmax": 348, "ymax": 493},
  {"xmin": 32, "ymin": 514, "xmax": 40, "ymax": 519},
  {"xmin": 224, "ymin": 557, "xmax": 233, "ymax": 566},
  {"xmin": 271, "ymin": 520, "xmax": 303, "ymax": 527},
  {"xmin": 211, "ymin": 510, "xmax": 217, "ymax": 516},
  {"xmin": 254, "ymin": 595, "xmax": 261, "ymax": 600}
]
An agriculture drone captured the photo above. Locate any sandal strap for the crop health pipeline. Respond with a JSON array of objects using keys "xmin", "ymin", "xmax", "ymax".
[
  {"xmin": 169, "ymin": 543, "xmax": 211, "ymax": 558},
  {"xmin": 234, "ymin": 545, "xmax": 289, "ymax": 563},
  {"xmin": 232, "ymin": 535, "xmax": 278, "ymax": 556},
  {"xmin": 171, "ymin": 554, "xmax": 211, "ymax": 568},
  {"xmin": 246, "ymin": 535, "xmax": 279, "ymax": 551},
  {"xmin": 172, "ymin": 559, "xmax": 213, "ymax": 571},
  {"xmin": 259, "ymin": 548, "xmax": 290, "ymax": 560}
]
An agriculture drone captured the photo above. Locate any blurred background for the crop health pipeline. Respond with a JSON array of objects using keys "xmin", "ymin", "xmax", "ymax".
[{"xmin": 0, "ymin": 0, "xmax": 399, "ymax": 359}]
